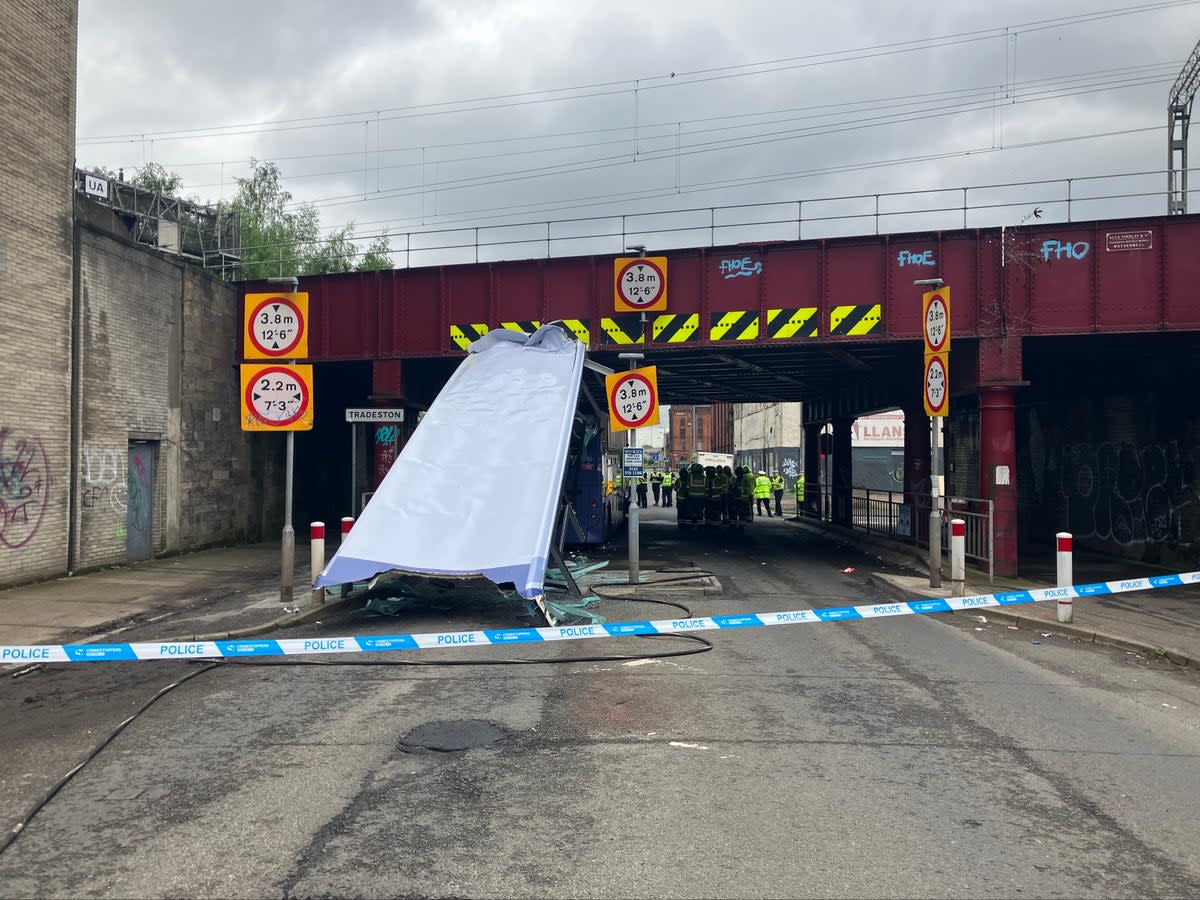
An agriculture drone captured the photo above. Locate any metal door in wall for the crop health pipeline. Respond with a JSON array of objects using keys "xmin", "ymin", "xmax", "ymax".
[{"xmin": 126, "ymin": 441, "xmax": 155, "ymax": 561}]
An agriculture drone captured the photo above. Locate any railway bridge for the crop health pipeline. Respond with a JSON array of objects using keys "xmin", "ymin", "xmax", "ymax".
[{"xmin": 248, "ymin": 212, "xmax": 1200, "ymax": 577}]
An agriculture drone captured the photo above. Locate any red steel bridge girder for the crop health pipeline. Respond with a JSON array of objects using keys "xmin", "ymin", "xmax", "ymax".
[{"xmin": 249, "ymin": 214, "xmax": 1200, "ymax": 362}]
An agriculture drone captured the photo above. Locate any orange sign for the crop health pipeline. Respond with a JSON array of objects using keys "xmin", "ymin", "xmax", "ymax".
[{"xmin": 613, "ymin": 257, "xmax": 668, "ymax": 312}]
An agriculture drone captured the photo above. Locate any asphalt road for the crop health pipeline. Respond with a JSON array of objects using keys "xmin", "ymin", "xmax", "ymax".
[{"xmin": 2, "ymin": 509, "xmax": 1198, "ymax": 899}]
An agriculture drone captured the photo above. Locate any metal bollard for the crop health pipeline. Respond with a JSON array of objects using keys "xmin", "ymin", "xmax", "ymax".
[
  {"xmin": 1056, "ymin": 532, "xmax": 1073, "ymax": 623},
  {"xmin": 310, "ymin": 522, "xmax": 326, "ymax": 606},
  {"xmin": 340, "ymin": 517, "xmax": 355, "ymax": 597},
  {"xmin": 950, "ymin": 518, "xmax": 965, "ymax": 596}
]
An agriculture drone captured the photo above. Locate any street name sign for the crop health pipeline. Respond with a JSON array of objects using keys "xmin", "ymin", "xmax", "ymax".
[
  {"xmin": 240, "ymin": 364, "xmax": 314, "ymax": 431},
  {"xmin": 345, "ymin": 408, "xmax": 405, "ymax": 423},
  {"xmin": 244, "ymin": 292, "xmax": 309, "ymax": 359},
  {"xmin": 613, "ymin": 256, "xmax": 668, "ymax": 312},
  {"xmin": 605, "ymin": 365, "xmax": 660, "ymax": 432}
]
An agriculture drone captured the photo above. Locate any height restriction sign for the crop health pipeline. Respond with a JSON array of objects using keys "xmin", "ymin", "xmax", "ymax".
[
  {"xmin": 922, "ymin": 286, "xmax": 950, "ymax": 354},
  {"xmin": 614, "ymin": 257, "xmax": 668, "ymax": 312},
  {"xmin": 240, "ymin": 364, "xmax": 315, "ymax": 431},
  {"xmin": 605, "ymin": 365, "xmax": 660, "ymax": 432},
  {"xmin": 244, "ymin": 292, "xmax": 309, "ymax": 359},
  {"xmin": 923, "ymin": 353, "xmax": 949, "ymax": 418}
]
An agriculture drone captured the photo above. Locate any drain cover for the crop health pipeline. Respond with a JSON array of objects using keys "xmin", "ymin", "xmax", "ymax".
[{"xmin": 399, "ymin": 719, "xmax": 508, "ymax": 752}]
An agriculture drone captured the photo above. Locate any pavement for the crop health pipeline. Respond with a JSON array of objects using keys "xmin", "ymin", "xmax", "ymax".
[
  {"xmin": 785, "ymin": 514, "xmax": 1200, "ymax": 667},
  {"xmin": 1, "ymin": 515, "xmax": 1198, "ymax": 668}
]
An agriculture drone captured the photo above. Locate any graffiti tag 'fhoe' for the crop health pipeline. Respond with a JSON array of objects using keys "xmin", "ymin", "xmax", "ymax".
[
  {"xmin": 1041, "ymin": 240, "xmax": 1090, "ymax": 262},
  {"xmin": 719, "ymin": 257, "xmax": 763, "ymax": 279}
]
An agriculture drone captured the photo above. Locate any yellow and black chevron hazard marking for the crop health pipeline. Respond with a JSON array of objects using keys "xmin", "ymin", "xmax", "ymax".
[
  {"xmin": 710, "ymin": 310, "xmax": 760, "ymax": 341},
  {"xmin": 765, "ymin": 307, "xmax": 819, "ymax": 340},
  {"xmin": 600, "ymin": 315, "xmax": 644, "ymax": 345},
  {"xmin": 449, "ymin": 323, "xmax": 489, "ymax": 351},
  {"xmin": 829, "ymin": 304, "xmax": 882, "ymax": 336},
  {"xmin": 559, "ymin": 318, "xmax": 590, "ymax": 344},
  {"xmin": 652, "ymin": 312, "xmax": 700, "ymax": 343},
  {"xmin": 499, "ymin": 320, "xmax": 541, "ymax": 334}
]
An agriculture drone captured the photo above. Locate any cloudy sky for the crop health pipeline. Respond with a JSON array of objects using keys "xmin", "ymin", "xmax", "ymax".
[{"xmin": 76, "ymin": 0, "xmax": 1200, "ymax": 265}]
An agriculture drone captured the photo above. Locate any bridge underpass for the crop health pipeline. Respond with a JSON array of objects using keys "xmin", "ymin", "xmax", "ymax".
[{"xmin": 257, "ymin": 212, "xmax": 1200, "ymax": 580}]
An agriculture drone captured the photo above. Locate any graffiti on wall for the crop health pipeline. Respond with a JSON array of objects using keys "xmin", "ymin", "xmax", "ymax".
[
  {"xmin": 128, "ymin": 453, "xmax": 151, "ymax": 538},
  {"xmin": 718, "ymin": 257, "xmax": 762, "ymax": 279},
  {"xmin": 81, "ymin": 444, "xmax": 127, "ymax": 514},
  {"xmin": 782, "ymin": 457, "xmax": 799, "ymax": 479},
  {"xmin": 1057, "ymin": 441, "xmax": 1196, "ymax": 545},
  {"xmin": 896, "ymin": 250, "xmax": 936, "ymax": 267},
  {"xmin": 0, "ymin": 427, "xmax": 52, "ymax": 549},
  {"xmin": 1040, "ymin": 240, "xmax": 1090, "ymax": 262}
]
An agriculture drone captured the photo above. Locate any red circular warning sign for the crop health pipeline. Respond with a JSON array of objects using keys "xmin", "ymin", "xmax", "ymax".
[
  {"xmin": 615, "ymin": 258, "xmax": 666, "ymax": 309},
  {"xmin": 608, "ymin": 372, "xmax": 658, "ymax": 429},
  {"xmin": 245, "ymin": 365, "xmax": 310, "ymax": 427},
  {"xmin": 924, "ymin": 354, "xmax": 948, "ymax": 415},
  {"xmin": 248, "ymin": 296, "xmax": 306, "ymax": 357}
]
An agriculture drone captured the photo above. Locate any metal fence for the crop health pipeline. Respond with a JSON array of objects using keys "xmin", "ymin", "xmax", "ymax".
[
  {"xmin": 810, "ymin": 487, "xmax": 994, "ymax": 583},
  {"xmin": 205, "ymin": 166, "xmax": 1198, "ymax": 275}
]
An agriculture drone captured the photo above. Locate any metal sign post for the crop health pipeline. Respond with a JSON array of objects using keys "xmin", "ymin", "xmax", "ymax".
[
  {"xmin": 917, "ymin": 280, "xmax": 950, "ymax": 589},
  {"xmin": 623, "ymin": 446, "xmax": 645, "ymax": 584}
]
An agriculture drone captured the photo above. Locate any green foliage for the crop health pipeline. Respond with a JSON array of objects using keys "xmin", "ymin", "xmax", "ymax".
[
  {"xmin": 83, "ymin": 157, "xmax": 394, "ymax": 279},
  {"xmin": 130, "ymin": 162, "xmax": 184, "ymax": 195},
  {"xmin": 226, "ymin": 159, "xmax": 393, "ymax": 279},
  {"xmin": 356, "ymin": 229, "xmax": 394, "ymax": 271}
]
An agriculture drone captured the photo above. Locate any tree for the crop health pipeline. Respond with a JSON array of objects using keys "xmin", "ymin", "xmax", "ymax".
[
  {"xmin": 227, "ymin": 159, "xmax": 322, "ymax": 280},
  {"xmin": 356, "ymin": 230, "xmax": 394, "ymax": 271},
  {"xmin": 129, "ymin": 162, "xmax": 184, "ymax": 195},
  {"xmin": 227, "ymin": 159, "xmax": 394, "ymax": 279}
]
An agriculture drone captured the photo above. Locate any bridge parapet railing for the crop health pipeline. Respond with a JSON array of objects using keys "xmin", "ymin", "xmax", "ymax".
[
  {"xmin": 208, "ymin": 167, "xmax": 1199, "ymax": 276},
  {"xmin": 807, "ymin": 487, "xmax": 994, "ymax": 584}
]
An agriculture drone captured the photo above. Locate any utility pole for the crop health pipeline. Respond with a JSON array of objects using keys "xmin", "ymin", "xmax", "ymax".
[{"xmin": 1169, "ymin": 38, "xmax": 1200, "ymax": 214}]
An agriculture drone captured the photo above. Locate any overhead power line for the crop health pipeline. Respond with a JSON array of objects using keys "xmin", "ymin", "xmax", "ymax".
[{"xmin": 76, "ymin": 0, "xmax": 1198, "ymax": 146}]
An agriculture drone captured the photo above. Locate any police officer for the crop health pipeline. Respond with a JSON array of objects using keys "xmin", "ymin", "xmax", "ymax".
[
  {"xmin": 661, "ymin": 469, "xmax": 674, "ymax": 507},
  {"xmin": 754, "ymin": 470, "xmax": 773, "ymax": 517},
  {"xmin": 739, "ymin": 466, "xmax": 756, "ymax": 520},
  {"xmin": 636, "ymin": 472, "xmax": 649, "ymax": 508},
  {"xmin": 651, "ymin": 470, "xmax": 662, "ymax": 506},
  {"xmin": 771, "ymin": 471, "xmax": 785, "ymax": 517},
  {"xmin": 793, "ymin": 472, "xmax": 806, "ymax": 516}
]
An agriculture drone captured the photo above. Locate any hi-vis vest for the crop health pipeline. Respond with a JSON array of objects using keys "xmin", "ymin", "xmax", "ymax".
[
  {"xmin": 754, "ymin": 475, "xmax": 772, "ymax": 499},
  {"xmin": 794, "ymin": 474, "xmax": 806, "ymax": 501},
  {"xmin": 662, "ymin": 473, "xmax": 673, "ymax": 487},
  {"xmin": 770, "ymin": 476, "xmax": 784, "ymax": 492}
]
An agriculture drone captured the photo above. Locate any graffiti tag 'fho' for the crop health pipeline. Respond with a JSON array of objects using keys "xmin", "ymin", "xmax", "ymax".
[
  {"xmin": 897, "ymin": 250, "xmax": 936, "ymax": 267},
  {"xmin": 0, "ymin": 427, "xmax": 52, "ymax": 550},
  {"xmin": 1041, "ymin": 240, "xmax": 1090, "ymax": 262},
  {"xmin": 719, "ymin": 257, "xmax": 763, "ymax": 279}
]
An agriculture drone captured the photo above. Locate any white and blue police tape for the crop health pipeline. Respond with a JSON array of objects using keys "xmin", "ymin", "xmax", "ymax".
[{"xmin": 4, "ymin": 571, "xmax": 1198, "ymax": 665}]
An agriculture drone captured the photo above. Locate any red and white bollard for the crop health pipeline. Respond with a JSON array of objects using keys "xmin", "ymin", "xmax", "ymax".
[
  {"xmin": 340, "ymin": 517, "xmax": 355, "ymax": 597},
  {"xmin": 310, "ymin": 522, "xmax": 326, "ymax": 606},
  {"xmin": 950, "ymin": 518, "xmax": 966, "ymax": 596},
  {"xmin": 1057, "ymin": 532, "xmax": 1073, "ymax": 623}
]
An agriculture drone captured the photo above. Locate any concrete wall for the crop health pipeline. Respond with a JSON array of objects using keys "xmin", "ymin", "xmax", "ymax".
[
  {"xmin": 0, "ymin": 1, "xmax": 77, "ymax": 582},
  {"xmin": 733, "ymin": 403, "xmax": 803, "ymax": 455}
]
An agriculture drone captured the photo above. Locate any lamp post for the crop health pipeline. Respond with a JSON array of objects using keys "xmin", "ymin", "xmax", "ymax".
[
  {"xmin": 266, "ymin": 275, "xmax": 299, "ymax": 604},
  {"xmin": 914, "ymin": 276, "xmax": 945, "ymax": 589}
]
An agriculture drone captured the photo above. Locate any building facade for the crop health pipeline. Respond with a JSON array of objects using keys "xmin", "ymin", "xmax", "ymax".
[{"xmin": 666, "ymin": 404, "xmax": 734, "ymax": 470}]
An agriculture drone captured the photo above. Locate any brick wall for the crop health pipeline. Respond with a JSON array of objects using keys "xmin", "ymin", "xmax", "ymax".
[
  {"xmin": 70, "ymin": 224, "xmax": 278, "ymax": 573},
  {"xmin": 0, "ymin": 1, "xmax": 77, "ymax": 582}
]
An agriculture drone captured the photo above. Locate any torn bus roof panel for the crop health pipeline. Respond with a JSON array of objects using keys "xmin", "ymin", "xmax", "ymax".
[{"xmin": 315, "ymin": 326, "xmax": 585, "ymax": 599}]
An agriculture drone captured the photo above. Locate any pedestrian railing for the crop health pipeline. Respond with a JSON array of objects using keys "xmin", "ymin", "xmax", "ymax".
[{"xmin": 807, "ymin": 487, "xmax": 994, "ymax": 583}]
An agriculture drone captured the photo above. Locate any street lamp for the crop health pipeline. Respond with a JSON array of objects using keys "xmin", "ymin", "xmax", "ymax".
[{"xmin": 914, "ymin": 276, "xmax": 944, "ymax": 589}]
